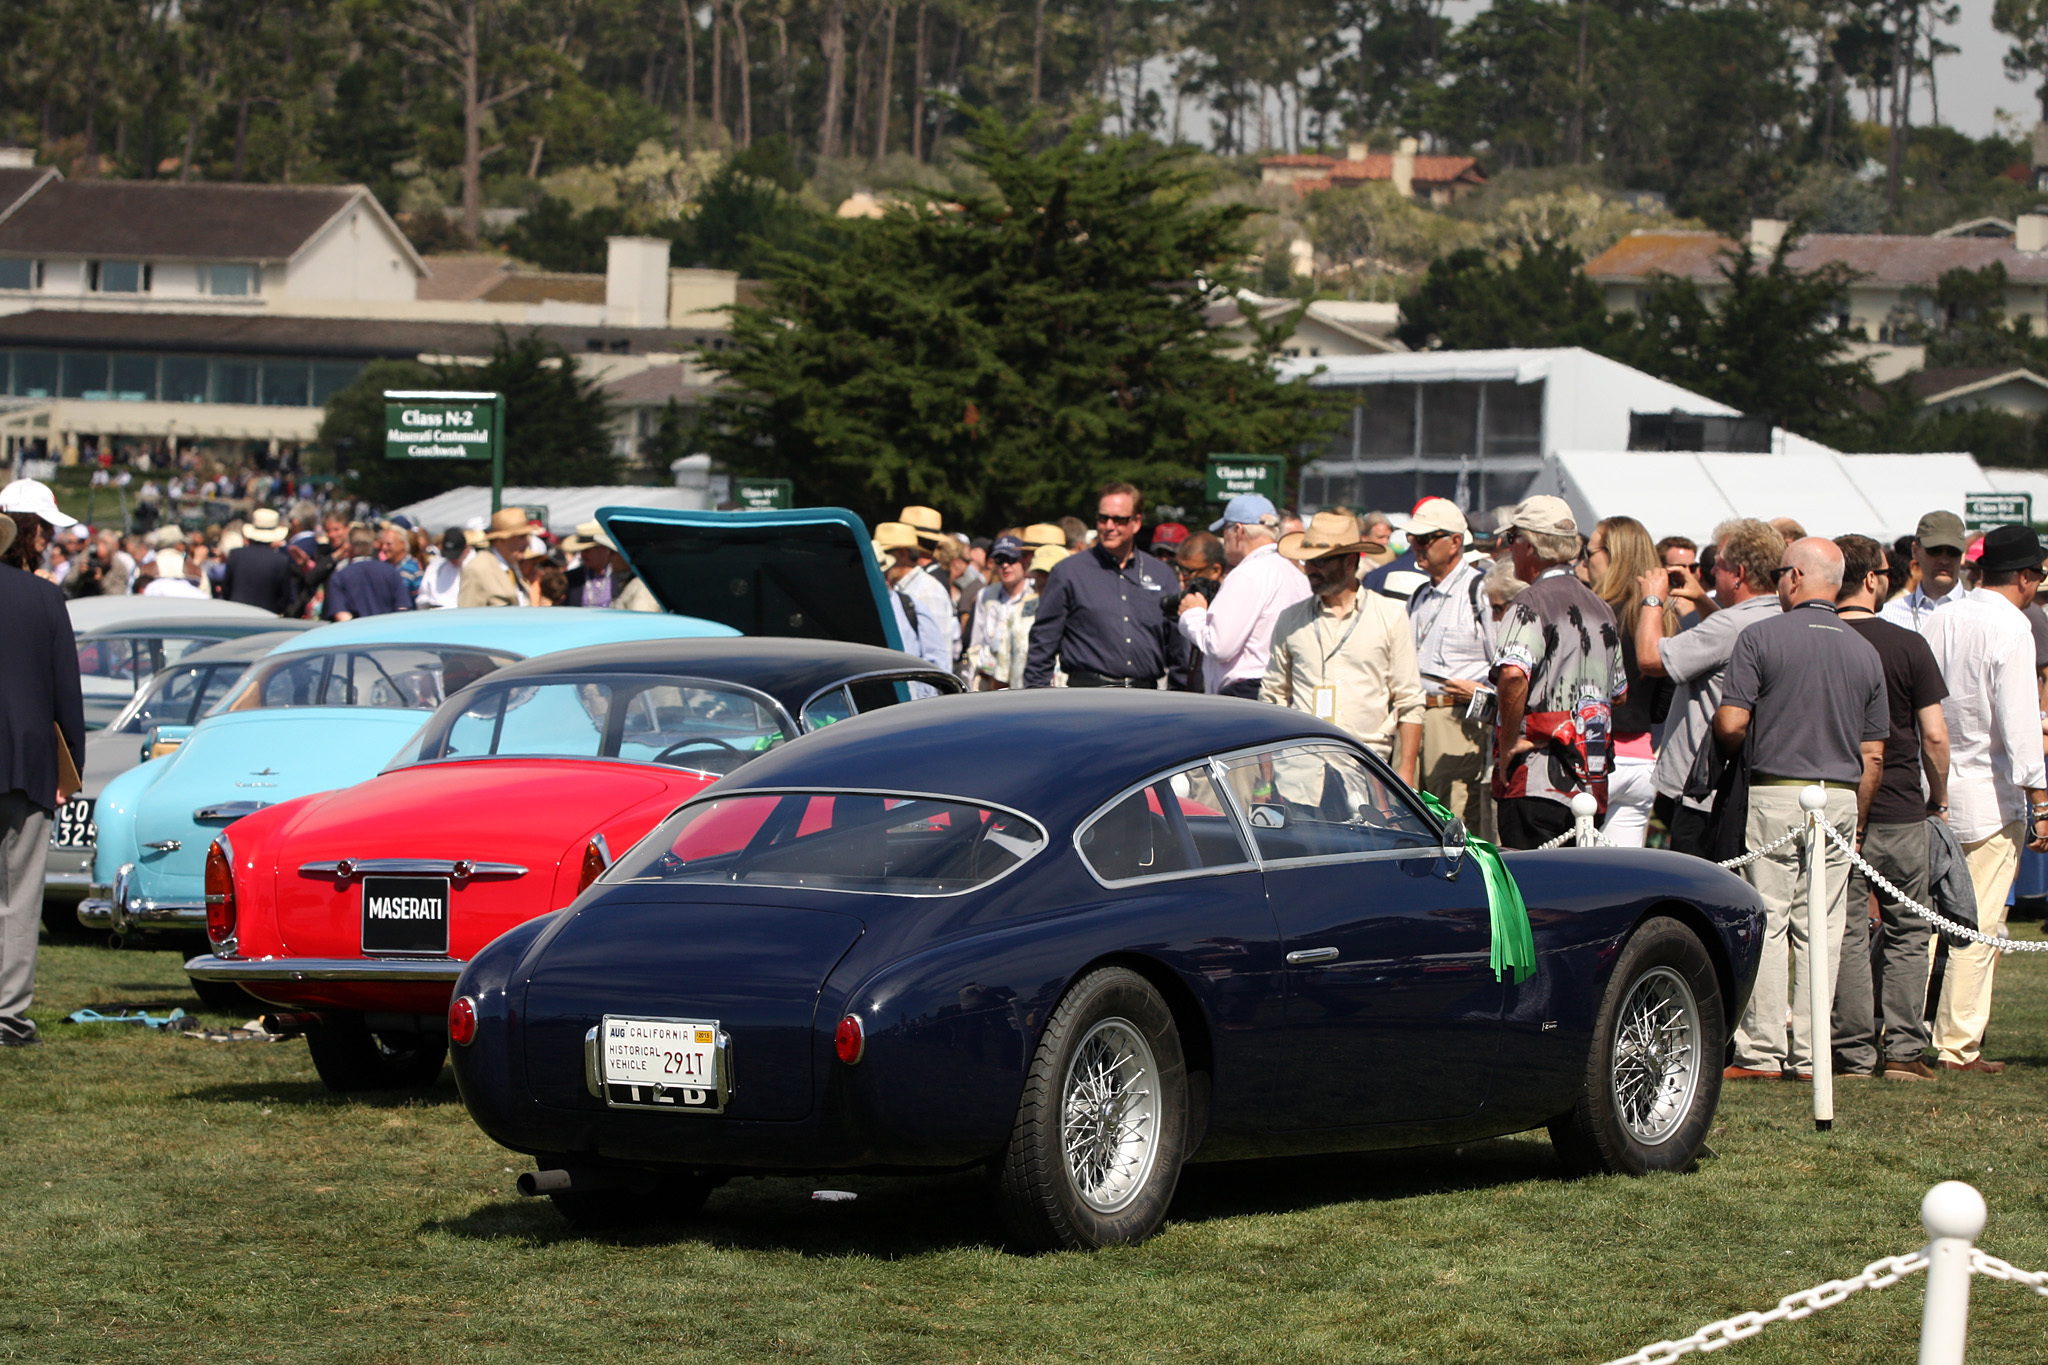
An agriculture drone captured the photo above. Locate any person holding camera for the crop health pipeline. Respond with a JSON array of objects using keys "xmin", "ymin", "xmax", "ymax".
[
  {"xmin": 1176, "ymin": 493, "xmax": 1309, "ymax": 698},
  {"xmin": 1166, "ymin": 532, "xmax": 1226, "ymax": 691},
  {"xmin": 1404, "ymin": 498, "xmax": 1496, "ymax": 837}
]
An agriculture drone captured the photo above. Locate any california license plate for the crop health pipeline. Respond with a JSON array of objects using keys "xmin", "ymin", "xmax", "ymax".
[
  {"xmin": 360, "ymin": 875, "xmax": 450, "ymax": 956},
  {"xmin": 598, "ymin": 1015, "xmax": 730, "ymax": 1113},
  {"xmin": 51, "ymin": 798, "xmax": 95, "ymax": 849}
]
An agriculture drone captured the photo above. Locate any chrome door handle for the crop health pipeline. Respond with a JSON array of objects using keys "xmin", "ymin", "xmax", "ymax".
[{"xmin": 1285, "ymin": 947, "xmax": 1341, "ymax": 965}]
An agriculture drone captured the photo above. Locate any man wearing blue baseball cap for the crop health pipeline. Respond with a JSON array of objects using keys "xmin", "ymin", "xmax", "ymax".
[
  {"xmin": 1179, "ymin": 493, "xmax": 1310, "ymax": 697},
  {"xmin": 967, "ymin": 534, "xmax": 1033, "ymax": 688}
]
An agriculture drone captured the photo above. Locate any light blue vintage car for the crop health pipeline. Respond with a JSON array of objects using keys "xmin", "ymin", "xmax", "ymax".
[{"xmin": 85, "ymin": 607, "xmax": 737, "ymax": 954}]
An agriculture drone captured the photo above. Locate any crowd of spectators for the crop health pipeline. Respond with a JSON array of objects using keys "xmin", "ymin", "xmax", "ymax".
[{"xmin": 3, "ymin": 468, "xmax": 2042, "ymax": 1083}]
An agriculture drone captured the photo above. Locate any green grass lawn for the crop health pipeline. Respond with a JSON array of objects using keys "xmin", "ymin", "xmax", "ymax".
[{"xmin": 6, "ymin": 931, "xmax": 2048, "ymax": 1365}]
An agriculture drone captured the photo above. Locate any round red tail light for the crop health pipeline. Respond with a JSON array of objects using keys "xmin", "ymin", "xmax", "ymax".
[
  {"xmin": 833, "ymin": 1013, "xmax": 865, "ymax": 1065},
  {"xmin": 448, "ymin": 995, "xmax": 478, "ymax": 1047},
  {"xmin": 203, "ymin": 838, "xmax": 236, "ymax": 945}
]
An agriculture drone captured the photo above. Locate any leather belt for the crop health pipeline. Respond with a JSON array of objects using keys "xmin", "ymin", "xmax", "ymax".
[
  {"xmin": 1067, "ymin": 670, "xmax": 1159, "ymax": 689},
  {"xmin": 1424, "ymin": 694, "xmax": 1462, "ymax": 709}
]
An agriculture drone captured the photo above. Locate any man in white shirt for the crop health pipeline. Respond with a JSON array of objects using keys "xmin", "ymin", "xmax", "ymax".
[
  {"xmin": 141, "ymin": 548, "xmax": 209, "ymax": 599},
  {"xmin": 1403, "ymin": 498, "xmax": 1494, "ymax": 836},
  {"xmin": 1920, "ymin": 523, "xmax": 2048, "ymax": 1073},
  {"xmin": 876, "ymin": 522, "xmax": 955, "ymax": 671},
  {"xmin": 1879, "ymin": 510, "xmax": 1968, "ymax": 634},
  {"xmin": 415, "ymin": 527, "xmax": 472, "ymax": 608},
  {"xmin": 1178, "ymin": 493, "xmax": 1310, "ymax": 697}
]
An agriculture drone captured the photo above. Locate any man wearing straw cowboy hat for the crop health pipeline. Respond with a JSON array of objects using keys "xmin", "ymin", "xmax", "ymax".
[
  {"xmin": 220, "ymin": 507, "xmax": 294, "ymax": 614},
  {"xmin": 459, "ymin": 506, "xmax": 541, "ymax": 607},
  {"xmin": 874, "ymin": 521, "xmax": 953, "ymax": 670},
  {"xmin": 1261, "ymin": 510, "xmax": 1425, "ymax": 784},
  {"xmin": 897, "ymin": 505, "xmax": 961, "ymax": 667},
  {"xmin": 561, "ymin": 520, "xmax": 632, "ymax": 609},
  {"xmin": 0, "ymin": 511, "xmax": 85, "ymax": 1046}
]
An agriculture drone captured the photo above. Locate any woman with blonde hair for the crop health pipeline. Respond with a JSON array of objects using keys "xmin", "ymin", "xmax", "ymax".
[{"xmin": 1587, "ymin": 516, "xmax": 1675, "ymax": 846}]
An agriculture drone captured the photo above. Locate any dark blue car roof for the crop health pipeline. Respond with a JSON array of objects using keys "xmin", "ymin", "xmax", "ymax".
[{"xmin": 716, "ymin": 690, "xmax": 1362, "ymax": 829}]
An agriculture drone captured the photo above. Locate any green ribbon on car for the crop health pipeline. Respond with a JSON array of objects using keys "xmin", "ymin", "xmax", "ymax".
[{"xmin": 1415, "ymin": 792, "xmax": 1536, "ymax": 985}]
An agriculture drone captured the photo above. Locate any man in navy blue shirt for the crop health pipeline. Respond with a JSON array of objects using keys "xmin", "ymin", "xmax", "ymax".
[
  {"xmin": 1025, "ymin": 481, "xmax": 1176, "ymax": 688},
  {"xmin": 325, "ymin": 527, "xmax": 412, "ymax": 620}
]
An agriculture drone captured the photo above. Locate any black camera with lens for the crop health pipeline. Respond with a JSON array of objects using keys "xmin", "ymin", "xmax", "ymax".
[{"xmin": 1161, "ymin": 575, "xmax": 1219, "ymax": 617}]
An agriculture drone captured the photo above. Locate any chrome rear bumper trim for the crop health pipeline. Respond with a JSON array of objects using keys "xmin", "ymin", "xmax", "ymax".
[
  {"xmin": 185, "ymin": 954, "xmax": 465, "ymax": 983},
  {"xmin": 298, "ymin": 859, "xmax": 527, "ymax": 880}
]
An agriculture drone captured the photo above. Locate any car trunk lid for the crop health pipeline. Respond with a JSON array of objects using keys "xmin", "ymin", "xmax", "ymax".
[{"xmin": 519, "ymin": 889, "xmax": 864, "ymax": 1120}]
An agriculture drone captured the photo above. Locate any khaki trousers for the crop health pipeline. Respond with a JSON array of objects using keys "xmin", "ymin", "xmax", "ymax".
[
  {"xmin": 1733, "ymin": 784, "xmax": 1857, "ymax": 1075},
  {"xmin": 1934, "ymin": 822, "xmax": 2019, "ymax": 1065},
  {"xmin": 1420, "ymin": 706, "xmax": 1492, "ymax": 843}
]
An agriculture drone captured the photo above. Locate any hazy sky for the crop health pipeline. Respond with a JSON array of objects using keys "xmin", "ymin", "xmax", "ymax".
[{"xmin": 1432, "ymin": 0, "xmax": 2037, "ymax": 142}]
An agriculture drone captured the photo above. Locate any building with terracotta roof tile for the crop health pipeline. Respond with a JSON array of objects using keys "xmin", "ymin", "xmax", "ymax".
[{"xmin": 1260, "ymin": 139, "xmax": 1486, "ymax": 207}]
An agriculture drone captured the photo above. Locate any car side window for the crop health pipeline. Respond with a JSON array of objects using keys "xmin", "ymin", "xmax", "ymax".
[
  {"xmin": 1217, "ymin": 744, "xmax": 1437, "ymax": 862},
  {"xmin": 800, "ymin": 686, "xmax": 855, "ymax": 731},
  {"xmin": 193, "ymin": 666, "xmax": 240, "ymax": 718},
  {"xmin": 1078, "ymin": 764, "xmax": 1251, "ymax": 885}
]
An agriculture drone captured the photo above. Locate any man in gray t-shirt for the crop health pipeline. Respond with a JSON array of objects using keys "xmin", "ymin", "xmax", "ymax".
[
  {"xmin": 1636, "ymin": 517, "xmax": 1786, "ymax": 858},
  {"xmin": 1711, "ymin": 537, "xmax": 1888, "ymax": 1081}
]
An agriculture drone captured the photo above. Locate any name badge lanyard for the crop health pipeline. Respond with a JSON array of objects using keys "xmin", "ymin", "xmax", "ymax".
[{"xmin": 1311, "ymin": 602, "xmax": 1366, "ymax": 721}]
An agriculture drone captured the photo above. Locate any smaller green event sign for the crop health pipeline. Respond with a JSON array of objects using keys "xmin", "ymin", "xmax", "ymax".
[
  {"xmin": 734, "ymin": 478, "xmax": 794, "ymax": 510},
  {"xmin": 383, "ymin": 391, "xmax": 500, "ymax": 461},
  {"xmin": 1964, "ymin": 491, "xmax": 2034, "ymax": 532},
  {"xmin": 1206, "ymin": 454, "xmax": 1286, "ymax": 503}
]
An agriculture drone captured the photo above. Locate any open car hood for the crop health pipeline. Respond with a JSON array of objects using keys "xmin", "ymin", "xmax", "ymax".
[{"xmin": 596, "ymin": 507, "xmax": 900, "ymax": 651}]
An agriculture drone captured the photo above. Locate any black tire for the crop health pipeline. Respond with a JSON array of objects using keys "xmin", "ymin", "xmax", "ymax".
[
  {"xmin": 1551, "ymin": 916, "xmax": 1724, "ymax": 1178},
  {"xmin": 40, "ymin": 898, "xmax": 96, "ymax": 943},
  {"xmin": 188, "ymin": 977, "xmax": 263, "ymax": 1014},
  {"xmin": 304, "ymin": 1013, "xmax": 448, "ymax": 1092},
  {"xmin": 549, "ymin": 1172, "xmax": 716, "ymax": 1231},
  {"xmin": 992, "ymin": 965, "xmax": 1188, "ymax": 1251}
]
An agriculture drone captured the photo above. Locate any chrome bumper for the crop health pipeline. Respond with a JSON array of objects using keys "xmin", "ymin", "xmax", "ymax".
[
  {"xmin": 185, "ymin": 954, "xmax": 466, "ymax": 983},
  {"xmin": 78, "ymin": 882, "xmax": 207, "ymax": 934}
]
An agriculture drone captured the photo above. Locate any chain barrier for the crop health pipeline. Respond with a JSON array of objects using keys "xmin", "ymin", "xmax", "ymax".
[
  {"xmin": 1971, "ymin": 1249, "xmax": 2048, "ymax": 1297},
  {"xmin": 1713, "ymin": 825, "xmax": 1803, "ymax": 870},
  {"xmin": 1596, "ymin": 1250, "xmax": 1929, "ymax": 1365},
  {"xmin": 1818, "ymin": 821, "xmax": 2048, "ymax": 954}
]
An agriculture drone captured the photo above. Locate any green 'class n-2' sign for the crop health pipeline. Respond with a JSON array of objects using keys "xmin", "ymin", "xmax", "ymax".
[
  {"xmin": 1205, "ymin": 454, "xmax": 1286, "ymax": 503},
  {"xmin": 384, "ymin": 392, "xmax": 500, "ymax": 461}
]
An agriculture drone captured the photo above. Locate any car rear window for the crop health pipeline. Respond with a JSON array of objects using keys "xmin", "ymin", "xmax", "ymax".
[
  {"xmin": 389, "ymin": 675, "xmax": 791, "ymax": 776},
  {"xmin": 608, "ymin": 791, "xmax": 1047, "ymax": 895},
  {"xmin": 215, "ymin": 646, "xmax": 520, "ymax": 713}
]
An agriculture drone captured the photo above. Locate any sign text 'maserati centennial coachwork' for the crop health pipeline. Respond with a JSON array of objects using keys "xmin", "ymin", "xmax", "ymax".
[{"xmin": 384, "ymin": 389, "xmax": 507, "ymax": 512}]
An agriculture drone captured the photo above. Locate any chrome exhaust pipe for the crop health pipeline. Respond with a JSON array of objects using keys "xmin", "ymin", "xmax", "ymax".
[
  {"xmin": 258, "ymin": 1012, "xmax": 325, "ymax": 1036},
  {"xmin": 517, "ymin": 1166, "xmax": 640, "ymax": 1197}
]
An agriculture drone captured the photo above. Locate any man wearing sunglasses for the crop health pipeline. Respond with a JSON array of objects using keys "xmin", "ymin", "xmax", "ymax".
[
  {"xmin": 1879, "ymin": 510, "xmax": 1969, "ymax": 635},
  {"xmin": 1024, "ymin": 481, "xmax": 1176, "ymax": 689}
]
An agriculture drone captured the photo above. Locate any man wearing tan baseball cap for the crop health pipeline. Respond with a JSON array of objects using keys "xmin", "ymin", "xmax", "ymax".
[
  {"xmin": 1489, "ymin": 494, "xmax": 1624, "ymax": 849},
  {"xmin": 458, "ymin": 506, "xmax": 540, "ymax": 607}
]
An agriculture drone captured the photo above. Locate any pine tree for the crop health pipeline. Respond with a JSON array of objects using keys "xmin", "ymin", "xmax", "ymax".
[{"xmin": 697, "ymin": 106, "xmax": 1335, "ymax": 528}]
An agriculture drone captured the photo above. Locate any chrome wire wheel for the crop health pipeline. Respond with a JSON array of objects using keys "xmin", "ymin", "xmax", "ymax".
[
  {"xmin": 1060, "ymin": 1016, "xmax": 1161, "ymax": 1214},
  {"xmin": 1609, "ymin": 966, "xmax": 1701, "ymax": 1146}
]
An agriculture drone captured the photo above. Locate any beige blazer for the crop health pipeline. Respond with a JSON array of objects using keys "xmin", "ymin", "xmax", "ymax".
[{"xmin": 458, "ymin": 549, "xmax": 526, "ymax": 607}]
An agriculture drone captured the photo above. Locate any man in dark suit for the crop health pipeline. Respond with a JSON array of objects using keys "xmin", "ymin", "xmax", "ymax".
[
  {"xmin": 561, "ymin": 521, "xmax": 629, "ymax": 608},
  {"xmin": 220, "ymin": 507, "xmax": 294, "ymax": 613},
  {"xmin": 0, "ymin": 514, "xmax": 85, "ymax": 1046}
]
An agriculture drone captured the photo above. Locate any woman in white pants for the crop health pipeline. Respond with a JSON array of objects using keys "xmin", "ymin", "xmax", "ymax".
[{"xmin": 1585, "ymin": 516, "xmax": 1675, "ymax": 847}]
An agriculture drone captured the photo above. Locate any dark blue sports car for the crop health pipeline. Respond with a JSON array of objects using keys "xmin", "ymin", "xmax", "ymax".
[{"xmin": 450, "ymin": 691, "xmax": 1765, "ymax": 1248}]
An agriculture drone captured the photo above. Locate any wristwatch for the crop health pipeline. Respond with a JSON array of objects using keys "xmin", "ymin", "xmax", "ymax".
[{"xmin": 1642, "ymin": 594, "xmax": 1665, "ymax": 608}]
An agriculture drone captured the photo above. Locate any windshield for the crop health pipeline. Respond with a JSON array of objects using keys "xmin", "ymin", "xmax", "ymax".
[
  {"xmin": 106, "ymin": 662, "xmax": 243, "ymax": 735},
  {"xmin": 214, "ymin": 646, "xmax": 520, "ymax": 714},
  {"xmin": 608, "ymin": 791, "xmax": 1047, "ymax": 895},
  {"xmin": 387, "ymin": 675, "xmax": 792, "ymax": 777}
]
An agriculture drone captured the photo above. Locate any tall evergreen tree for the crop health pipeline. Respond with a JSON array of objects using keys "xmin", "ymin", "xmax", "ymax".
[{"xmin": 698, "ymin": 107, "xmax": 1332, "ymax": 527}]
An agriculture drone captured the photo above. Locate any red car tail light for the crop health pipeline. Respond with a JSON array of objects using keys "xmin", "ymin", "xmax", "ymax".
[
  {"xmin": 834, "ymin": 1014, "xmax": 865, "ymax": 1065},
  {"xmin": 204, "ymin": 837, "xmax": 236, "ymax": 945},
  {"xmin": 576, "ymin": 835, "xmax": 611, "ymax": 894},
  {"xmin": 448, "ymin": 995, "xmax": 478, "ymax": 1047}
]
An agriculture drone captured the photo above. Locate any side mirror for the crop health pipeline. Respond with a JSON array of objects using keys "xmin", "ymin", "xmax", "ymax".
[
  {"xmin": 1248, "ymin": 804, "xmax": 1288, "ymax": 830},
  {"xmin": 1440, "ymin": 816, "xmax": 1468, "ymax": 879}
]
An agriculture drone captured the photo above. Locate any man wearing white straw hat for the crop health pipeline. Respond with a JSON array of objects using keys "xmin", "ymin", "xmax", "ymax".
[{"xmin": 220, "ymin": 507, "xmax": 295, "ymax": 613}]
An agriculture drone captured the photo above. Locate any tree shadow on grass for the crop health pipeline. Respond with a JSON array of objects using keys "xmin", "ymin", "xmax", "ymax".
[
  {"xmin": 422, "ymin": 1138, "xmax": 1562, "ymax": 1257},
  {"xmin": 177, "ymin": 1076, "xmax": 464, "ymax": 1110}
]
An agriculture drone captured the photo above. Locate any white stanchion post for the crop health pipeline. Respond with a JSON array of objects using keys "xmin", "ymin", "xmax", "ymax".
[
  {"xmin": 1918, "ymin": 1181, "xmax": 1987, "ymax": 1365},
  {"xmin": 1801, "ymin": 784, "xmax": 1833, "ymax": 1131},
  {"xmin": 1571, "ymin": 791, "xmax": 1599, "ymax": 847}
]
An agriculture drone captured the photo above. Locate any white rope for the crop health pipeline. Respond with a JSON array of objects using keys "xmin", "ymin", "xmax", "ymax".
[
  {"xmin": 1820, "ymin": 822, "xmax": 2048, "ymax": 954},
  {"xmin": 1596, "ymin": 1250, "xmax": 1928, "ymax": 1365},
  {"xmin": 1529, "ymin": 827, "xmax": 1577, "ymax": 851}
]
